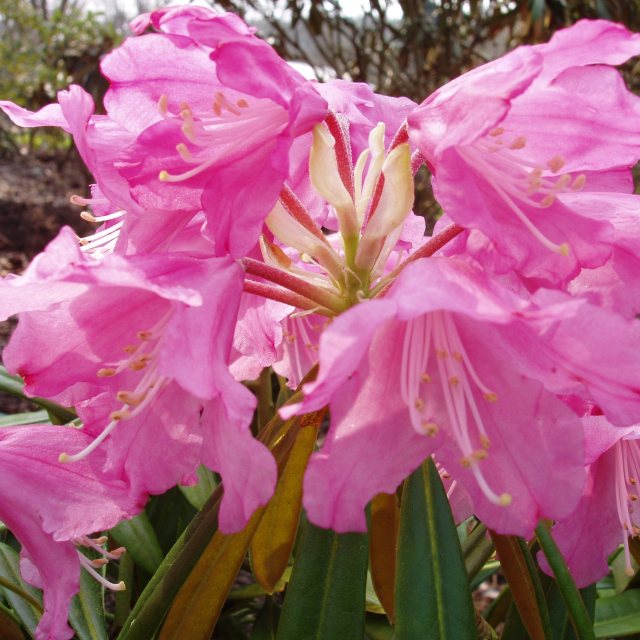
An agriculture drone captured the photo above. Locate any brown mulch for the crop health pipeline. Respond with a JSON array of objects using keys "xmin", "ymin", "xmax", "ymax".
[{"xmin": 0, "ymin": 152, "xmax": 92, "ymax": 414}]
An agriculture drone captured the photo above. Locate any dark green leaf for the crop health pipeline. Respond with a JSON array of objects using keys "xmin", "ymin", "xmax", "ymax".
[
  {"xmin": 594, "ymin": 589, "xmax": 640, "ymax": 638},
  {"xmin": 395, "ymin": 458, "xmax": 476, "ymax": 640},
  {"xmin": 276, "ymin": 515, "xmax": 369, "ymax": 640},
  {"xmin": 111, "ymin": 513, "xmax": 163, "ymax": 574},
  {"xmin": 0, "ymin": 543, "xmax": 42, "ymax": 636},
  {"xmin": 68, "ymin": 559, "xmax": 108, "ymax": 640}
]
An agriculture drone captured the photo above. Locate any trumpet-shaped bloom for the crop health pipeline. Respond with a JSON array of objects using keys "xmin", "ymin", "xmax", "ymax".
[
  {"xmin": 0, "ymin": 228, "xmax": 276, "ymax": 532},
  {"xmin": 102, "ymin": 6, "xmax": 327, "ymax": 258},
  {"xmin": 408, "ymin": 20, "xmax": 640, "ymax": 284},
  {"xmin": 540, "ymin": 416, "xmax": 640, "ymax": 587},
  {"xmin": 283, "ymin": 257, "xmax": 586, "ymax": 535},
  {"xmin": 0, "ymin": 425, "xmax": 142, "ymax": 640}
]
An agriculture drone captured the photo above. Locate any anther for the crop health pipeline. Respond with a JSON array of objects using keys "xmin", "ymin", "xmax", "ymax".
[
  {"xmin": 460, "ymin": 456, "xmax": 471, "ymax": 468},
  {"xmin": 421, "ymin": 373, "xmax": 432, "ymax": 383},
  {"xmin": 499, "ymin": 493, "xmax": 513, "ymax": 506},
  {"xmin": 237, "ymin": 98, "xmax": 249, "ymax": 108},
  {"xmin": 123, "ymin": 345, "xmax": 137, "ymax": 354},
  {"xmin": 80, "ymin": 211, "xmax": 97, "ymax": 223},
  {"xmin": 415, "ymin": 398, "xmax": 425, "ymax": 411},
  {"xmin": 540, "ymin": 194, "xmax": 556, "ymax": 208},
  {"xmin": 97, "ymin": 368, "xmax": 116, "ymax": 377},
  {"xmin": 479, "ymin": 435, "xmax": 491, "ymax": 449},
  {"xmin": 449, "ymin": 376, "xmax": 459, "ymax": 387},
  {"xmin": 509, "ymin": 136, "xmax": 526, "ymax": 150},
  {"xmin": 116, "ymin": 391, "xmax": 144, "ymax": 406},
  {"xmin": 571, "ymin": 174, "xmax": 586, "ymax": 190},
  {"xmin": 547, "ymin": 156, "xmax": 565, "ymax": 172},
  {"xmin": 109, "ymin": 409, "xmax": 131, "ymax": 421},
  {"xmin": 483, "ymin": 392, "xmax": 498, "ymax": 403},
  {"xmin": 137, "ymin": 330, "xmax": 153, "ymax": 341},
  {"xmin": 422, "ymin": 421, "xmax": 439, "ymax": 437},
  {"xmin": 489, "ymin": 127, "xmax": 504, "ymax": 137},
  {"xmin": 176, "ymin": 143, "xmax": 192, "ymax": 160},
  {"xmin": 158, "ymin": 95, "xmax": 169, "ymax": 115}
]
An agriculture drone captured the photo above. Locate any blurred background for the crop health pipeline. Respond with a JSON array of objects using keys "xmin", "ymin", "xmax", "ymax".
[{"xmin": 0, "ymin": 0, "xmax": 638, "ymax": 269}]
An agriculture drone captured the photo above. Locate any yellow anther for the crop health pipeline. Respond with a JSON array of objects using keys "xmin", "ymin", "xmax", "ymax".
[
  {"xmin": 483, "ymin": 392, "xmax": 498, "ymax": 403},
  {"xmin": 479, "ymin": 434, "xmax": 491, "ymax": 450},
  {"xmin": 158, "ymin": 94, "xmax": 169, "ymax": 115},
  {"xmin": 422, "ymin": 421, "xmax": 439, "ymax": 437},
  {"xmin": 159, "ymin": 170, "xmax": 170, "ymax": 182},
  {"xmin": 129, "ymin": 355, "xmax": 151, "ymax": 371},
  {"xmin": 449, "ymin": 376, "xmax": 459, "ymax": 387},
  {"xmin": 116, "ymin": 391, "xmax": 144, "ymax": 406},
  {"xmin": 509, "ymin": 136, "xmax": 526, "ymax": 150},
  {"xmin": 80, "ymin": 211, "xmax": 97, "ymax": 223},
  {"xmin": 499, "ymin": 493, "xmax": 513, "ymax": 506},
  {"xmin": 91, "ymin": 558, "xmax": 109, "ymax": 568},
  {"xmin": 472, "ymin": 449, "xmax": 488, "ymax": 461},
  {"xmin": 109, "ymin": 409, "xmax": 131, "ymax": 421},
  {"xmin": 571, "ymin": 174, "xmax": 586, "ymax": 191},
  {"xmin": 557, "ymin": 243, "xmax": 570, "ymax": 257},
  {"xmin": 420, "ymin": 372, "xmax": 432, "ymax": 383},
  {"xmin": 97, "ymin": 367, "xmax": 116, "ymax": 377},
  {"xmin": 176, "ymin": 143, "xmax": 192, "ymax": 160},
  {"xmin": 489, "ymin": 127, "xmax": 504, "ymax": 137},
  {"xmin": 547, "ymin": 155, "xmax": 565, "ymax": 172},
  {"xmin": 556, "ymin": 174, "xmax": 572, "ymax": 189},
  {"xmin": 540, "ymin": 194, "xmax": 556, "ymax": 207}
]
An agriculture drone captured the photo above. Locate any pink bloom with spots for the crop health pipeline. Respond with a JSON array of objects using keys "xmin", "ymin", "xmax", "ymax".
[
  {"xmin": 282, "ymin": 257, "xmax": 587, "ymax": 535},
  {"xmin": 0, "ymin": 228, "xmax": 276, "ymax": 532},
  {"xmin": 408, "ymin": 20, "xmax": 640, "ymax": 285},
  {"xmin": 0, "ymin": 425, "xmax": 142, "ymax": 640}
]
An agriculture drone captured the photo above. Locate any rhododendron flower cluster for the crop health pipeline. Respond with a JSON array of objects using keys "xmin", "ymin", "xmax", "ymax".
[{"xmin": 1, "ymin": 7, "xmax": 640, "ymax": 638}]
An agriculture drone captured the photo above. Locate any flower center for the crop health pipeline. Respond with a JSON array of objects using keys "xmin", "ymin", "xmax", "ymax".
[
  {"xmin": 400, "ymin": 311, "xmax": 511, "ymax": 507},
  {"xmin": 460, "ymin": 128, "xmax": 586, "ymax": 255},
  {"xmin": 157, "ymin": 92, "xmax": 288, "ymax": 183},
  {"xmin": 255, "ymin": 118, "xmax": 414, "ymax": 313}
]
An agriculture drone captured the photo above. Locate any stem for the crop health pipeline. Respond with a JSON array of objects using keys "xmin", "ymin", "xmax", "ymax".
[
  {"xmin": 242, "ymin": 258, "xmax": 346, "ymax": 313},
  {"xmin": 535, "ymin": 521, "xmax": 595, "ymax": 640},
  {"xmin": 0, "ymin": 575, "xmax": 43, "ymax": 613},
  {"xmin": 242, "ymin": 280, "xmax": 332, "ymax": 316},
  {"xmin": 370, "ymin": 223, "xmax": 464, "ymax": 297}
]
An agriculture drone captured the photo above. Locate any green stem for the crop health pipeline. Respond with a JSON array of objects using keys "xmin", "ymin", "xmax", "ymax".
[
  {"xmin": 535, "ymin": 521, "xmax": 595, "ymax": 640},
  {"xmin": 0, "ymin": 575, "xmax": 43, "ymax": 613}
]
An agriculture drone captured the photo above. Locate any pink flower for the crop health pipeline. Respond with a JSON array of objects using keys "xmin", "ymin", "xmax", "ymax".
[
  {"xmin": 0, "ymin": 228, "xmax": 276, "ymax": 532},
  {"xmin": 408, "ymin": 20, "xmax": 640, "ymax": 284},
  {"xmin": 282, "ymin": 257, "xmax": 586, "ymax": 535},
  {"xmin": 0, "ymin": 425, "xmax": 142, "ymax": 640},
  {"xmin": 102, "ymin": 6, "xmax": 327, "ymax": 258},
  {"xmin": 539, "ymin": 415, "xmax": 640, "ymax": 587}
]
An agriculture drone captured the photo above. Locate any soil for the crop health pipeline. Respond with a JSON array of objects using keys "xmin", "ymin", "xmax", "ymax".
[{"xmin": 0, "ymin": 151, "xmax": 92, "ymax": 414}]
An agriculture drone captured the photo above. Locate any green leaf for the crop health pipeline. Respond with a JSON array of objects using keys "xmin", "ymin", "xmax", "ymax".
[
  {"xmin": 535, "ymin": 522, "xmax": 595, "ymax": 640},
  {"xmin": 0, "ymin": 542, "xmax": 42, "ymax": 636},
  {"xmin": 68, "ymin": 560, "xmax": 108, "ymax": 640},
  {"xmin": 158, "ymin": 508, "xmax": 266, "ymax": 640},
  {"xmin": 275, "ymin": 515, "xmax": 369, "ymax": 640},
  {"xmin": 594, "ymin": 589, "xmax": 640, "ymax": 638},
  {"xmin": 395, "ymin": 458, "xmax": 476, "ymax": 640},
  {"xmin": 0, "ymin": 410, "xmax": 49, "ymax": 427},
  {"xmin": 110, "ymin": 513, "xmax": 163, "ymax": 574},
  {"xmin": 179, "ymin": 465, "xmax": 218, "ymax": 510}
]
